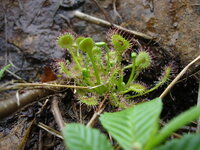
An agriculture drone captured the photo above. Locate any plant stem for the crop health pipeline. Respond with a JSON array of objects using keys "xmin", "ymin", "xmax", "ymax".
[
  {"xmin": 118, "ymin": 69, "xmax": 124, "ymax": 91},
  {"xmin": 127, "ymin": 58, "xmax": 136, "ymax": 85},
  {"xmin": 88, "ymin": 52, "xmax": 101, "ymax": 84},
  {"xmin": 68, "ymin": 48, "xmax": 82, "ymax": 71},
  {"xmin": 123, "ymin": 64, "xmax": 132, "ymax": 70},
  {"xmin": 132, "ymin": 68, "xmax": 140, "ymax": 81},
  {"xmin": 105, "ymin": 45, "xmax": 111, "ymax": 73}
]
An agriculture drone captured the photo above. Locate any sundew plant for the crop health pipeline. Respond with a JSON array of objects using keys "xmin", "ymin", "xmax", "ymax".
[{"xmin": 56, "ymin": 30, "xmax": 172, "ymax": 107}]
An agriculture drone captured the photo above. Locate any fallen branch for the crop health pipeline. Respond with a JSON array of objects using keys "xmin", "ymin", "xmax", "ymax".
[
  {"xmin": 0, "ymin": 82, "xmax": 89, "ymax": 92},
  {"xmin": 59, "ymin": 10, "xmax": 152, "ymax": 40},
  {"xmin": 0, "ymin": 89, "xmax": 53, "ymax": 120},
  {"xmin": 37, "ymin": 122, "xmax": 63, "ymax": 139},
  {"xmin": 87, "ymin": 95, "xmax": 108, "ymax": 127},
  {"xmin": 51, "ymin": 96, "xmax": 65, "ymax": 130}
]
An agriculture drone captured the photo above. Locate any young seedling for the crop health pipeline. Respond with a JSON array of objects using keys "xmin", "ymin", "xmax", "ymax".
[{"xmin": 0, "ymin": 64, "xmax": 11, "ymax": 79}]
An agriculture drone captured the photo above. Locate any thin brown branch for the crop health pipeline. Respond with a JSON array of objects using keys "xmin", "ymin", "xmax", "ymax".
[
  {"xmin": 51, "ymin": 96, "xmax": 65, "ymax": 130},
  {"xmin": 37, "ymin": 122, "xmax": 63, "ymax": 139},
  {"xmin": 5, "ymin": 69, "xmax": 24, "ymax": 80},
  {"xmin": 59, "ymin": 10, "xmax": 152, "ymax": 40},
  {"xmin": 0, "ymin": 89, "xmax": 53, "ymax": 120},
  {"xmin": 0, "ymin": 82, "xmax": 89, "ymax": 92},
  {"xmin": 87, "ymin": 107, "xmax": 105, "ymax": 127},
  {"xmin": 160, "ymin": 55, "xmax": 200, "ymax": 99},
  {"xmin": 87, "ymin": 95, "xmax": 107, "ymax": 127},
  {"xmin": 112, "ymin": 0, "xmax": 122, "ymax": 22}
]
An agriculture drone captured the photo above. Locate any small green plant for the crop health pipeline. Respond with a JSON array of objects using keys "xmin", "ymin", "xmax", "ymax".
[
  {"xmin": 62, "ymin": 98, "xmax": 200, "ymax": 150},
  {"xmin": 56, "ymin": 32, "xmax": 172, "ymax": 107},
  {"xmin": 0, "ymin": 64, "xmax": 11, "ymax": 80}
]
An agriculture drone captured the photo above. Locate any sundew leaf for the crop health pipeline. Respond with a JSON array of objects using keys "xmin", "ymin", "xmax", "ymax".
[
  {"xmin": 79, "ymin": 37, "xmax": 95, "ymax": 53},
  {"xmin": 57, "ymin": 33, "xmax": 74, "ymax": 49},
  {"xmin": 111, "ymin": 34, "xmax": 130, "ymax": 53},
  {"xmin": 100, "ymin": 98, "xmax": 162, "ymax": 150},
  {"xmin": 135, "ymin": 51, "xmax": 151, "ymax": 69},
  {"xmin": 155, "ymin": 134, "xmax": 200, "ymax": 150},
  {"xmin": 129, "ymin": 83, "xmax": 147, "ymax": 93},
  {"xmin": 148, "ymin": 105, "xmax": 200, "ymax": 149},
  {"xmin": 63, "ymin": 123, "xmax": 113, "ymax": 150}
]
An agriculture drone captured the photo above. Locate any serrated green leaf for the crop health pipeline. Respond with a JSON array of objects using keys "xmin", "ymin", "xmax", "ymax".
[
  {"xmin": 155, "ymin": 134, "xmax": 200, "ymax": 150},
  {"xmin": 63, "ymin": 123, "xmax": 113, "ymax": 150},
  {"xmin": 100, "ymin": 98, "xmax": 162, "ymax": 150},
  {"xmin": 146, "ymin": 106, "xmax": 200, "ymax": 150}
]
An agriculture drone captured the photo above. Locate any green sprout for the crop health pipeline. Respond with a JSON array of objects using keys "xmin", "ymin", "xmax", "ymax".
[
  {"xmin": 0, "ymin": 64, "xmax": 11, "ymax": 80},
  {"xmin": 56, "ymin": 31, "xmax": 172, "ymax": 107}
]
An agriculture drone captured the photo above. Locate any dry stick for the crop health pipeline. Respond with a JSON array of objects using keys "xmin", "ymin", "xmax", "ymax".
[
  {"xmin": 87, "ymin": 95, "xmax": 107, "ymax": 127},
  {"xmin": 37, "ymin": 122, "xmax": 63, "ymax": 139},
  {"xmin": 51, "ymin": 96, "xmax": 65, "ymax": 130},
  {"xmin": 197, "ymin": 81, "xmax": 200, "ymax": 133},
  {"xmin": 112, "ymin": 0, "xmax": 122, "ymax": 21},
  {"xmin": 0, "ymin": 82, "xmax": 89, "ymax": 91},
  {"xmin": 15, "ymin": 83, "xmax": 89, "ymax": 89},
  {"xmin": 0, "ymin": 89, "xmax": 53, "ymax": 120},
  {"xmin": 59, "ymin": 10, "xmax": 152, "ymax": 40},
  {"xmin": 160, "ymin": 55, "xmax": 200, "ymax": 99},
  {"xmin": 17, "ymin": 119, "xmax": 35, "ymax": 150},
  {"xmin": 87, "ymin": 107, "xmax": 105, "ymax": 127},
  {"xmin": 0, "ymin": 82, "xmax": 92, "ymax": 119},
  {"xmin": 6, "ymin": 69, "xmax": 24, "ymax": 80}
]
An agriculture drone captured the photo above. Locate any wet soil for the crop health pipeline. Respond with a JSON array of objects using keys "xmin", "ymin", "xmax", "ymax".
[{"xmin": 0, "ymin": 0, "xmax": 199, "ymax": 149}]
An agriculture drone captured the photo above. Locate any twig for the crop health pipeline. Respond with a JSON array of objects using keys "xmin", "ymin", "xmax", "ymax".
[
  {"xmin": 79, "ymin": 103, "xmax": 82, "ymax": 123},
  {"xmin": 112, "ymin": 0, "xmax": 122, "ymax": 22},
  {"xmin": 17, "ymin": 119, "xmax": 35, "ymax": 150},
  {"xmin": 197, "ymin": 81, "xmax": 200, "ymax": 133},
  {"xmin": 16, "ymin": 83, "xmax": 89, "ymax": 89},
  {"xmin": 37, "ymin": 122, "xmax": 63, "ymax": 139},
  {"xmin": 59, "ymin": 10, "xmax": 152, "ymax": 40},
  {"xmin": 87, "ymin": 107, "xmax": 105, "ymax": 127},
  {"xmin": 6, "ymin": 69, "xmax": 24, "ymax": 80},
  {"xmin": 87, "ymin": 95, "xmax": 107, "ymax": 127},
  {"xmin": 0, "ymin": 82, "xmax": 89, "ymax": 92},
  {"xmin": 0, "ymin": 89, "xmax": 53, "ymax": 120},
  {"xmin": 51, "ymin": 96, "xmax": 65, "ymax": 130},
  {"xmin": 160, "ymin": 55, "xmax": 200, "ymax": 99}
]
